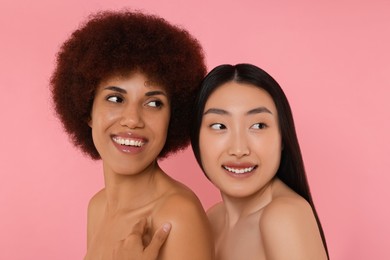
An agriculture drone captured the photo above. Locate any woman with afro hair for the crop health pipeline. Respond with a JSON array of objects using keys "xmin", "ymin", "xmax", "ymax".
[{"xmin": 51, "ymin": 10, "xmax": 214, "ymax": 260}]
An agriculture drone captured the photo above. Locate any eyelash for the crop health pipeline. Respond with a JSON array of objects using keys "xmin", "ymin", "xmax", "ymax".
[
  {"xmin": 146, "ymin": 100, "xmax": 163, "ymax": 108},
  {"xmin": 209, "ymin": 123, "xmax": 267, "ymax": 130},
  {"xmin": 107, "ymin": 95, "xmax": 123, "ymax": 103},
  {"xmin": 106, "ymin": 95, "xmax": 164, "ymax": 109},
  {"xmin": 210, "ymin": 123, "xmax": 226, "ymax": 130},
  {"xmin": 251, "ymin": 123, "xmax": 267, "ymax": 129}
]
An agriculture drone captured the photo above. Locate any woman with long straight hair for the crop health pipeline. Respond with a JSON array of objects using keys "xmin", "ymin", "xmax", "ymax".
[{"xmin": 190, "ymin": 63, "xmax": 329, "ymax": 259}]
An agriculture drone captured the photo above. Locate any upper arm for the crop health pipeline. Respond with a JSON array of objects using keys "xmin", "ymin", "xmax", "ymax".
[
  {"xmin": 154, "ymin": 195, "xmax": 214, "ymax": 260},
  {"xmin": 260, "ymin": 198, "xmax": 327, "ymax": 260},
  {"xmin": 86, "ymin": 190, "xmax": 104, "ymax": 248},
  {"xmin": 86, "ymin": 198, "xmax": 95, "ymax": 248}
]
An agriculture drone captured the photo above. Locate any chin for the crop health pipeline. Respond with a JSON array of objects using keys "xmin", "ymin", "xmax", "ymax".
[{"xmin": 222, "ymin": 189, "xmax": 257, "ymax": 199}]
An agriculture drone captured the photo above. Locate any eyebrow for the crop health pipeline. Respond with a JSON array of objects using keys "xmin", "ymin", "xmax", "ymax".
[
  {"xmin": 203, "ymin": 106, "xmax": 273, "ymax": 116},
  {"xmin": 104, "ymin": 86, "xmax": 167, "ymax": 97},
  {"xmin": 203, "ymin": 108, "xmax": 229, "ymax": 115},
  {"xmin": 145, "ymin": 90, "xmax": 167, "ymax": 97},
  {"xmin": 247, "ymin": 107, "xmax": 273, "ymax": 115},
  {"xmin": 104, "ymin": 86, "xmax": 126, "ymax": 94}
]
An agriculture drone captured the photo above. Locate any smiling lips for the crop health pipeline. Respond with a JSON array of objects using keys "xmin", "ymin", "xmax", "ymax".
[
  {"xmin": 112, "ymin": 135, "xmax": 146, "ymax": 153},
  {"xmin": 222, "ymin": 164, "xmax": 258, "ymax": 176},
  {"xmin": 113, "ymin": 136, "xmax": 145, "ymax": 147}
]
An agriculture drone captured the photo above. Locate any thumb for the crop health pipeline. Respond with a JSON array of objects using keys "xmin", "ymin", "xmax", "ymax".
[{"xmin": 144, "ymin": 223, "xmax": 171, "ymax": 258}]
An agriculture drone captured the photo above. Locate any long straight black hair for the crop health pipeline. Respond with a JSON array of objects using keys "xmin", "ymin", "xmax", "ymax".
[{"xmin": 190, "ymin": 63, "xmax": 329, "ymax": 258}]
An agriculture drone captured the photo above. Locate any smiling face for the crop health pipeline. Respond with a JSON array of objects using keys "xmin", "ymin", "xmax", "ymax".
[
  {"xmin": 199, "ymin": 81, "xmax": 282, "ymax": 198},
  {"xmin": 89, "ymin": 72, "xmax": 170, "ymax": 175}
]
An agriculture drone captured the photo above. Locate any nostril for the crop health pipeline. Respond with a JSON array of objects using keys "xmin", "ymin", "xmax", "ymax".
[{"xmin": 119, "ymin": 111, "xmax": 144, "ymax": 129}]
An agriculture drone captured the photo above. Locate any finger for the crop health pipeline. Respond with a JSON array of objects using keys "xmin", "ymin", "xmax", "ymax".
[
  {"xmin": 144, "ymin": 223, "xmax": 171, "ymax": 258},
  {"xmin": 123, "ymin": 218, "xmax": 148, "ymax": 247},
  {"xmin": 113, "ymin": 219, "xmax": 151, "ymax": 260},
  {"xmin": 129, "ymin": 218, "xmax": 148, "ymax": 236}
]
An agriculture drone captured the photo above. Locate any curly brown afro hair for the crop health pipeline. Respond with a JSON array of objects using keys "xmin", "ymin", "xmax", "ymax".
[{"xmin": 51, "ymin": 10, "xmax": 206, "ymax": 160}]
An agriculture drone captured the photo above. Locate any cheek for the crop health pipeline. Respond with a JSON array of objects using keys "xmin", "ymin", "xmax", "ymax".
[
  {"xmin": 260, "ymin": 134, "xmax": 283, "ymax": 169},
  {"xmin": 199, "ymin": 128, "xmax": 218, "ymax": 153},
  {"xmin": 199, "ymin": 130, "xmax": 212, "ymax": 165},
  {"xmin": 90, "ymin": 111, "xmax": 108, "ymax": 135},
  {"xmin": 198, "ymin": 146, "xmax": 215, "ymax": 180},
  {"xmin": 90, "ymin": 105, "xmax": 117, "ymax": 126},
  {"xmin": 160, "ymin": 105, "xmax": 171, "ymax": 127},
  {"xmin": 156, "ymin": 111, "xmax": 170, "ymax": 131},
  {"xmin": 148, "ymin": 111, "xmax": 170, "ymax": 144},
  {"xmin": 199, "ymin": 130, "xmax": 223, "ymax": 168},
  {"xmin": 199, "ymin": 131, "xmax": 206, "ymax": 156}
]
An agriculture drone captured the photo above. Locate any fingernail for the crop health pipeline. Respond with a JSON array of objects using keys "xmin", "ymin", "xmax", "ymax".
[{"xmin": 163, "ymin": 223, "xmax": 171, "ymax": 232}]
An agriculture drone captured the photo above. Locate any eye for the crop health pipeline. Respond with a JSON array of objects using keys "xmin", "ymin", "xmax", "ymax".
[
  {"xmin": 107, "ymin": 95, "xmax": 123, "ymax": 103},
  {"xmin": 251, "ymin": 123, "xmax": 267, "ymax": 129},
  {"xmin": 210, "ymin": 123, "xmax": 226, "ymax": 130},
  {"xmin": 146, "ymin": 100, "xmax": 163, "ymax": 108}
]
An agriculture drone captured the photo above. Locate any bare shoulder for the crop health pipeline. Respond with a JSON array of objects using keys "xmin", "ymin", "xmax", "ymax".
[
  {"xmin": 152, "ymin": 184, "xmax": 214, "ymax": 260},
  {"xmin": 206, "ymin": 202, "xmax": 224, "ymax": 226},
  {"xmin": 154, "ymin": 184, "xmax": 208, "ymax": 229},
  {"xmin": 159, "ymin": 191, "xmax": 204, "ymax": 217},
  {"xmin": 260, "ymin": 195, "xmax": 327, "ymax": 259},
  {"xmin": 87, "ymin": 189, "xmax": 105, "ymax": 217},
  {"xmin": 87, "ymin": 189, "xmax": 105, "ymax": 246},
  {"xmin": 260, "ymin": 195, "xmax": 315, "ymax": 232}
]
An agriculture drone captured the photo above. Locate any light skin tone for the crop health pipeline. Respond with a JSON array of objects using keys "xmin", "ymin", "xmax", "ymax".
[
  {"xmin": 84, "ymin": 72, "xmax": 214, "ymax": 260},
  {"xmin": 200, "ymin": 81, "xmax": 327, "ymax": 260}
]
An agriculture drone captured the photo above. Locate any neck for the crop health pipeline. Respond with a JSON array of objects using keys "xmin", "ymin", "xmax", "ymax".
[
  {"xmin": 102, "ymin": 160, "xmax": 164, "ymax": 214},
  {"xmin": 221, "ymin": 179, "xmax": 275, "ymax": 227}
]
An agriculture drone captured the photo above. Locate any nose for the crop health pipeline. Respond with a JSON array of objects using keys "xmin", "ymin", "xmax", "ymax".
[
  {"xmin": 119, "ymin": 105, "xmax": 145, "ymax": 129},
  {"xmin": 228, "ymin": 130, "xmax": 250, "ymax": 158}
]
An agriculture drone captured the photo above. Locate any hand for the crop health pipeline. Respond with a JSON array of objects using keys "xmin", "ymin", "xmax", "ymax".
[{"xmin": 113, "ymin": 218, "xmax": 171, "ymax": 260}]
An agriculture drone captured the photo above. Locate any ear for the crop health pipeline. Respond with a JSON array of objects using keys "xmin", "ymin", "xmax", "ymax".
[{"xmin": 87, "ymin": 116, "xmax": 92, "ymax": 128}]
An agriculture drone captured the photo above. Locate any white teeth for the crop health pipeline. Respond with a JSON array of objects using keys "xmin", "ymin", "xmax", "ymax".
[
  {"xmin": 223, "ymin": 166, "xmax": 255, "ymax": 174},
  {"xmin": 113, "ymin": 137, "xmax": 144, "ymax": 147}
]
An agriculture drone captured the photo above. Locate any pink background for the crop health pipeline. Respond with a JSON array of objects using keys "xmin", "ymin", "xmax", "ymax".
[{"xmin": 1, "ymin": 0, "xmax": 389, "ymax": 259}]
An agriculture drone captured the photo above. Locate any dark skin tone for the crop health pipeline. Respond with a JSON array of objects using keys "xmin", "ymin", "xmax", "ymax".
[
  {"xmin": 84, "ymin": 73, "xmax": 213, "ymax": 260},
  {"xmin": 112, "ymin": 219, "xmax": 171, "ymax": 260}
]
